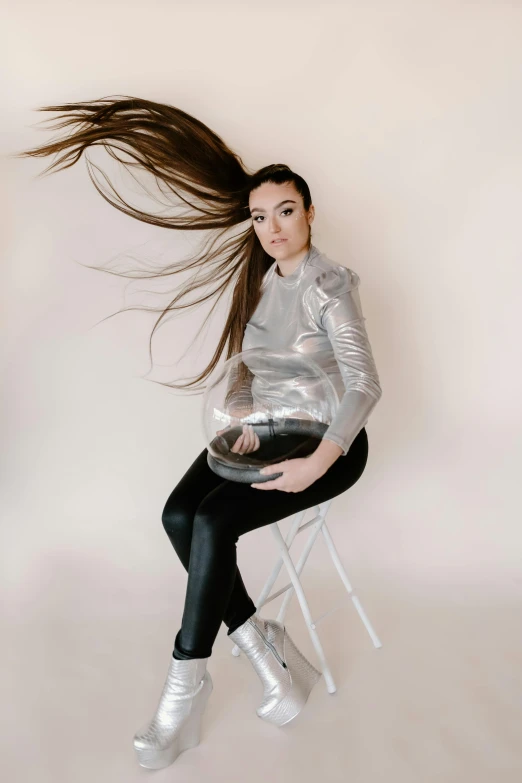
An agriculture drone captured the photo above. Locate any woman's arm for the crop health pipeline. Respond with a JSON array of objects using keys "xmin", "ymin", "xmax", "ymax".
[
  {"xmin": 307, "ymin": 437, "xmax": 344, "ymax": 474},
  {"xmin": 313, "ymin": 266, "xmax": 382, "ymax": 459},
  {"xmin": 223, "ymin": 359, "xmax": 254, "ymax": 419}
]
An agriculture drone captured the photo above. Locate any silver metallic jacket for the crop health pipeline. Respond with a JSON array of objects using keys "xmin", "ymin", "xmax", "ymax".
[{"xmin": 228, "ymin": 244, "xmax": 382, "ymax": 456}]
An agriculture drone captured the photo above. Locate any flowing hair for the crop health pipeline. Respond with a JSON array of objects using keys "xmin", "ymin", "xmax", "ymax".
[{"xmin": 13, "ymin": 95, "xmax": 313, "ymax": 397}]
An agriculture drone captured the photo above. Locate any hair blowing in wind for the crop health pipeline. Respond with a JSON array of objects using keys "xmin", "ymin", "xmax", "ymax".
[{"xmin": 14, "ymin": 95, "xmax": 313, "ymax": 395}]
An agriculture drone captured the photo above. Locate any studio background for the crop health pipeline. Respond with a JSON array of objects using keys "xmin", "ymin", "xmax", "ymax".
[{"xmin": 2, "ymin": 1, "xmax": 522, "ymax": 781}]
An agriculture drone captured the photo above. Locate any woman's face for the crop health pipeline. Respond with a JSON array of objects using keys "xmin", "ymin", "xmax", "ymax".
[{"xmin": 249, "ymin": 181, "xmax": 314, "ymax": 260}]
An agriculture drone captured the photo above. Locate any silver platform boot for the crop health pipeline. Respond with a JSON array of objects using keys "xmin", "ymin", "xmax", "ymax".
[
  {"xmin": 229, "ymin": 614, "xmax": 321, "ymax": 726},
  {"xmin": 133, "ymin": 655, "xmax": 212, "ymax": 769}
]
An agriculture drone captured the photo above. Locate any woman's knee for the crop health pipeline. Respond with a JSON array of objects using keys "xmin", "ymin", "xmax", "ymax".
[
  {"xmin": 161, "ymin": 494, "xmax": 195, "ymax": 538},
  {"xmin": 192, "ymin": 505, "xmax": 238, "ymax": 544}
]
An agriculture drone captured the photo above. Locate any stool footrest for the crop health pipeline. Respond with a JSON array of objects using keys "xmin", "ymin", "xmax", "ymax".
[
  {"xmin": 262, "ymin": 582, "xmax": 294, "ymax": 605},
  {"xmin": 310, "ymin": 592, "xmax": 356, "ymax": 629},
  {"xmin": 296, "ymin": 514, "xmax": 321, "ymax": 534}
]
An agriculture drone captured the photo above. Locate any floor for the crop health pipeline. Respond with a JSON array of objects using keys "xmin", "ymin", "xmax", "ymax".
[{"xmin": 5, "ymin": 516, "xmax": 522, "ymax": 782}]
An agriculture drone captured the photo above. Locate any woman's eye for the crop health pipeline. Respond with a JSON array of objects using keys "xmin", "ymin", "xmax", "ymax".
[{"xmin": 253, "ymin": 209, "xmax": 293, "ymax": 224}]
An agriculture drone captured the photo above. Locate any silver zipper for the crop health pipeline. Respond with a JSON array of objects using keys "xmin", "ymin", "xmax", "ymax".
[{"xmin": 249, "ymin": 619, "xmax": 287, "ymax": 669}]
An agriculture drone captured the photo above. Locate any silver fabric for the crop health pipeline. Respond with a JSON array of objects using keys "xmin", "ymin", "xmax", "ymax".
[
  {"xmin": 133, "ymin": 656, "xmax": 212, "ymax": 769},
  {"xmin": 228, "ymin": 244, "xmax": 382, "ymax": 456},
  {"xmin": 229, "ymin": 613, "xmax": 321, "ymax": 726}
]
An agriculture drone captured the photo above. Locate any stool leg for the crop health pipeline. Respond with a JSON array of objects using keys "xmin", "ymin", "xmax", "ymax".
[
  {"xmin": 270, "ymin": 523, "xmax": 337, "ymax": 694},
  {"xmin": 321, "ymin": 522, "xmax": 383, "ymax": 649},
  {"xmin": 276, "ymin": 515, "xmax": 324, "ymax": 624},
  {"xmin": 258, "ymin": 509, "xmax": 307, "ymax": 611},
  {"xmin": 230, "ymin": 510, "xmax": 307, "ymax": 658}
]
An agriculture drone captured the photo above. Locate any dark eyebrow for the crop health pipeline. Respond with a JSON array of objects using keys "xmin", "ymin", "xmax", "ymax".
[{"xmin": 250, "ymin": 199, "xmax": 297, "ymax": 215}]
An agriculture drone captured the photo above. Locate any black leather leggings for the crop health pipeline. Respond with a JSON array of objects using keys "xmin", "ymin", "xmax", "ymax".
[{"xmin": 162, "ymin": 427, "xmax": 369, "ymax": 660}]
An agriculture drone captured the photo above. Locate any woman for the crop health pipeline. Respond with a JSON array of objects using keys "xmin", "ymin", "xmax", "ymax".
[{"xmin": 16, "ymin": 96, "xmax": 382, "ymax": 769}]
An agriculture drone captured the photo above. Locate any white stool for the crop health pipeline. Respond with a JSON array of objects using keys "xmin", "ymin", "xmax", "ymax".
[{"xmin": 231, "ymin": 498, "xmax": 382, "ymax": 694}]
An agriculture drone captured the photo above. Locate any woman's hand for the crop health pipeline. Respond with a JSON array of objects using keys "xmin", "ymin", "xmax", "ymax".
[
  {"xmin": 216, "ymin": 424, "xmax": 260, "ymax": 454},
  {"xmin": 251, "ymin": 456, "xmax": 325, "ymax": 493}
]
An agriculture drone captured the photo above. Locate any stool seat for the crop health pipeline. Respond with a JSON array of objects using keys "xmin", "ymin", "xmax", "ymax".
[{"xmin": 230, "ymin": 499, "xmax": 382, "ymax": 694}]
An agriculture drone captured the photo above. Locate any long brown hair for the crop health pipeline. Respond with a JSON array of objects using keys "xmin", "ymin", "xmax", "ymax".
[{"xmin": 13, "ymin": 95, "xmax": 313, "ymax": 396}]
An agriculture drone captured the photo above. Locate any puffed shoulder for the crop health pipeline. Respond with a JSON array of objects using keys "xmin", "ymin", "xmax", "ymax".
[{"xmin": 312, "ymin": 264, "xmax": 360, "ymax": 309}]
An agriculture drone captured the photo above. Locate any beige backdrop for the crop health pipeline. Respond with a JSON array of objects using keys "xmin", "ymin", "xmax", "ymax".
[{"xmin": 2, "ymin": 1, "xmax": 522, "ymax": 781}]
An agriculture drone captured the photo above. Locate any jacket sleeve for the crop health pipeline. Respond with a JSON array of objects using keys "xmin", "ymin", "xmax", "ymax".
[{"xmin": 314, "ymin": 266, "xmax": 382, "ymax": 456}]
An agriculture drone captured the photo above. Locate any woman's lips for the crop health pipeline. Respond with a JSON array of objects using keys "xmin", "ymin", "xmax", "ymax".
[{"xmin": 271, "ymin": 239, "xmax": 287, "ymax": 244}]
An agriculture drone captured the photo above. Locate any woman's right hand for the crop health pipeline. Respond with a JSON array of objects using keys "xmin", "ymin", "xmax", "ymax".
[{"xmin": 216, "ymin": 424, "xmax": 260, "ymax": 454}]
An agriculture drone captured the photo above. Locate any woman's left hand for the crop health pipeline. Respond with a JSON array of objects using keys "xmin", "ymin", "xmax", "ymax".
[{"xmin": 251, "ymin": 457, "xmax": 325, "ymax": 493}]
